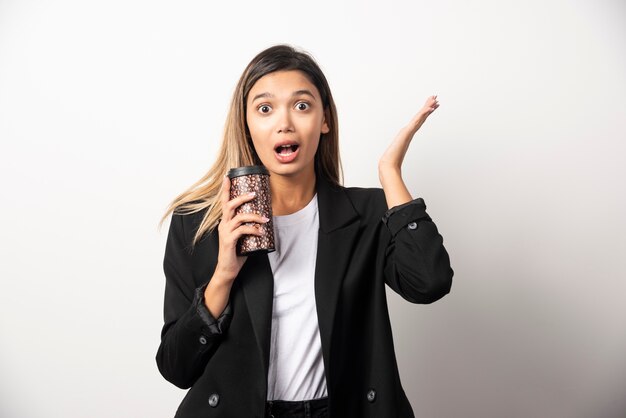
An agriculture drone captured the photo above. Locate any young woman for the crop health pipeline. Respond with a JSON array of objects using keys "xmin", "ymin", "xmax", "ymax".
[{"xmin": 156, "ymin": 44, "xmax": 453, "ymax": 418}]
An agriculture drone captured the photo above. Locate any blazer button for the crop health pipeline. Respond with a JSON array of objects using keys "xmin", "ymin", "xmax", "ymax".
[
  {"xmin": 407, "ymin": 222, "xmax": 417, "ymax": 230},
  {"xmin": 199, "ymin": 335, "xmax": 208, "ymax": 345},
  {"xmin": 208, "ymin": 393, "xmax": 220, "ymax": 407},
  {"xmin": 366, "ymin": 389, "xmax": 376, "ymax": 403}
]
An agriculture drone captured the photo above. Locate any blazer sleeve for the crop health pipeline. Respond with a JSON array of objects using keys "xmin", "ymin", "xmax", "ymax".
[
  {"xmin": 381, "ymin": 198, "xmax": 453, "ymax": 304},
  {"xmin": 155, "ymin": 213, "xmax": 232, "ymax": 389}
]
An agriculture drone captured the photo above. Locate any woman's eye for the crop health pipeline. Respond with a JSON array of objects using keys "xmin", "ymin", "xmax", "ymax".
[
  {"xmin": 258, "ymin": 105, "xmax": 272, "ymax": 114},
  {"xmin": 296, "ymin": 102, "xmax": 310, "ymax": 111}
]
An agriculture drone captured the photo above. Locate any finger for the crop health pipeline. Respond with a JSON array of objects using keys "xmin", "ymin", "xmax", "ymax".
[
  {"xmin": 231, "ymin": 213, "xmax": 270, "ymax": 227},
  {"xmin": 224, "ymin": 191, "xmax": 258, "ymax": 213},
  {"xmin": 222, "ymin": 214, "xmax": 269, "ymax": 236},
  {"xmin": 237, "ymin": 224, "xmax": 266, "ymax": 237},
  {"xmin": 219, "ymin": 219, "xmax": 266, "ymax": 244},
  {"xmin": 223, "ymin": 224, "xmax": 265, "ymax": 244},
  {"xmin": 219, "ymin": 207, "xmax": 268, "ymax": 236}
]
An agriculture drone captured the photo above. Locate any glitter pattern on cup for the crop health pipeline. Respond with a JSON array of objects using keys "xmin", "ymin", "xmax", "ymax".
[{"xmin": 227, "ymin": 166, "xmax": 275, "ymax": 255}]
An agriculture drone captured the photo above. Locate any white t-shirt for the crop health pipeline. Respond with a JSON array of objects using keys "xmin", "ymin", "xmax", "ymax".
[{"xmin": 266, "ymin": 194, "xmax": 327, "ymax": 401}]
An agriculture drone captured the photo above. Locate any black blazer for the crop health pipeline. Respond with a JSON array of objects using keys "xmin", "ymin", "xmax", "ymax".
[{"xmin": 156, "ymin": 175, "xmax": 453, "ymax": 418}]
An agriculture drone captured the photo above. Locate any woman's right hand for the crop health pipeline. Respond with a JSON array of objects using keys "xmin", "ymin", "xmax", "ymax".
[
  {"xmin": 203, "ymin": 175, "xmax": 269, "ymax": 318},
  {"xmin": 214, "ymin": 175, "xmax": 269, "ymax": 282}
]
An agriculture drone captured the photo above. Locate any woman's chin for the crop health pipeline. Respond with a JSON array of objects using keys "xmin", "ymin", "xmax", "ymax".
[{"xmin": 265, "ymin": 161, "xmax": 316, "ymax": 181}]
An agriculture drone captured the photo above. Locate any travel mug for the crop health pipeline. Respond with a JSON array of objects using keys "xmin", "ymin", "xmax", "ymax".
[{"xmin": 227, "ymin": 165, "xmax": 275, "ymax": 255}]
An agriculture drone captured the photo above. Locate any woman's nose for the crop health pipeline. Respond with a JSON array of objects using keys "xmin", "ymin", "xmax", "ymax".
[{"xmin": 276, "ymin": 109, "xmax": 294, "ymax": 134}]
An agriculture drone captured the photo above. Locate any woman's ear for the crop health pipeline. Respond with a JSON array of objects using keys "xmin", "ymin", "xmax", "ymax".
[{"xmin": 321, "ymin": 109, "xmax": 330, "ymax": 134}]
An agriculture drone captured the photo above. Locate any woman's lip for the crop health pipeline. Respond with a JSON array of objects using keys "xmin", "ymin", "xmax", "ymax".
[{"xmin": 274, "ymin": 146, "xmax": 299, "ymax": 163}]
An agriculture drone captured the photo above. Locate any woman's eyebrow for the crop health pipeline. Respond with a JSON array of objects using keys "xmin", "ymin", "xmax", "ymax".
[
  {"xmin": 251, "ymin": 90, "xmax": 317, "ymax": 103},
  {"xmin": 292, "ymin": 89, "xmax": 317, "ymax": 100},
  {"xmin": 251, "ymin": 92, "xmax": 273, "ymax": 102}
]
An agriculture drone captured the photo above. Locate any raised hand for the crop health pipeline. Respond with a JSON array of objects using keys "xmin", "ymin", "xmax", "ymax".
[
  {"xmin": 379, "ymin": 95, "xmax": 439, "ymax": 171},
  {"xmin": 378, "ymin": 96, "xmax": 439, "ymax": 208}
]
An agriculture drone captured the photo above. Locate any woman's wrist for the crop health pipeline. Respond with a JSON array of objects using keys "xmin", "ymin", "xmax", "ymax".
[
  {"xmin": 203, "ymin": 272, "xmax": 234, "ymax": 319},
  {"xmin": 378, "ymin": 161, "xmax": 401, "ymax": 184},
  {"xmin": 378, "ymin": 163, "xmax": 412, "ymax": 208},
  {"xmin": 211, "ymin": 266, "xmax": 238, "ymax": 285}
]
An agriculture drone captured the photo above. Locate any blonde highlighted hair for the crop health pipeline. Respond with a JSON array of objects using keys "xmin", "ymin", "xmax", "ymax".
[{"xmin": 161, "ymin": 45, "xmax": 342, "ymax": 245}]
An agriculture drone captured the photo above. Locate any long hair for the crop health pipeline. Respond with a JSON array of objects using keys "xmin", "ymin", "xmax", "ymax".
[{"xmin": 161, "ymin": 44, "xmax": 342, "ymax": 245}]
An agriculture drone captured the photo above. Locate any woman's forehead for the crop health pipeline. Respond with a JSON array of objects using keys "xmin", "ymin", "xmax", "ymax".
[{"xmin": 248, "ymin": 70, "xmax": 321, "ymax": 101}]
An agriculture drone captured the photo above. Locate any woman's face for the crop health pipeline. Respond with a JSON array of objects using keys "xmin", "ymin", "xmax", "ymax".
[{"xmin": 246, "ymin": 70, "xmax": 329, "ymax": 181}]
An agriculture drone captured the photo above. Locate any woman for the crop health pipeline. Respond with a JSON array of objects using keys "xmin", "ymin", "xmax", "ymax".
[{"xmin": 156, "ymin": 44, "xmax": 453, "ymax": 418}]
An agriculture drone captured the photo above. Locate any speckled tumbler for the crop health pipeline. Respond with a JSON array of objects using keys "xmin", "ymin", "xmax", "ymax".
[{"xmin": 227, "ymin": 165, "xmax": 275, "ymax": 255}]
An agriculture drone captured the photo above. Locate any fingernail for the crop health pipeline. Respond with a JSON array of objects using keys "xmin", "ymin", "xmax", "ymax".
[
  {"xmin": 249, "ymin": 192, "xmax": 256, "ymax": 197},
  {"xmin": 261, "ymin": 216, "xmax": 269, "ymax": 222}
]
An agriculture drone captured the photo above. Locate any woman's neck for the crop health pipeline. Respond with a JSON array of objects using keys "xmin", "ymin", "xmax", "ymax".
[{"xmin": 270, "ymin": 169, "xmax": 316, "ymax": 216}]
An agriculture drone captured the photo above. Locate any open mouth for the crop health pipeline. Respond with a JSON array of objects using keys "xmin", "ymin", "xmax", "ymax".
[{"xmin": 275, "ymin": 144, "xmax": 299, "ymax": 156}]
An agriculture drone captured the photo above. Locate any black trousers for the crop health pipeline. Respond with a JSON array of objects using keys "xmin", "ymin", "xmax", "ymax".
[{"xmin": 265, "ymin": 397, "xmax": 329, "ymax": 418}]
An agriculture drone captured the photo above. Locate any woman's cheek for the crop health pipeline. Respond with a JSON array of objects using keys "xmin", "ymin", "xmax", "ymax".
[{"xmin": 252, "ymin": 141, "xmax": 273, "ymax": 166}]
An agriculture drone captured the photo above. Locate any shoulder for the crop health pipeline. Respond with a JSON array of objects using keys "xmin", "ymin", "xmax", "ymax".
[
  {"xmin": 342, "ymin": 185, "xmax": 385, "ymax": 204},
  {"xmin": 316, "ymin": 177, "xmax": 387, "ymax": 231},
  {"xmin": 341, "ymin": 185, "xmax": 388, "ymax": 221},
  {"xmin": 169, "ymin": 207, "xmax": 211, "ymax": 248}
]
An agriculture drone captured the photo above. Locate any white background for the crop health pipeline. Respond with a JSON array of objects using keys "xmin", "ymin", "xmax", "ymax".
[{"xmin": 1, "ymin": 1, "xmax": 625, "ymax": 417}]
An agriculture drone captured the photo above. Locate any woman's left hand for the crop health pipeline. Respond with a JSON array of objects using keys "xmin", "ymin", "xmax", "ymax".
[
  {"xmin": 378, "ymin": 95, "xmax": 439, "ymax": 208},
  {"xmin": 378, "ymin": 95, "xmax": 439, "ymax": 172}
]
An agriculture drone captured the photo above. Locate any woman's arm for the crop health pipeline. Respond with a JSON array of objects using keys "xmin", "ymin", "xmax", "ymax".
[
  {"xmin": 378, "ymin": 95, "xmax": 439, "ymax": 208},
  {"xmin": 203, "ymin": 175, "xmax": 268, "ymax": 318},
  {"xmin": 156, "ymin": 214, "xmax": 228, "ymax": 389},
  {"xmin": 377, "ymin": 96, "xmax": 452, "ymax": 303},
  {"xmin": 381, "ymin": 198, "xmax": 453, "ymax": 304},
  {"xmin": 156, "ymin": 177, "xmax": 268, "ymax": 389}
]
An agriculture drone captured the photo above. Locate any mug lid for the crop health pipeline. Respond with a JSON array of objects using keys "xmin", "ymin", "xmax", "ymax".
[{"xmin": 227, "ymin": 165, "xmax": 269, "ymax": 178}]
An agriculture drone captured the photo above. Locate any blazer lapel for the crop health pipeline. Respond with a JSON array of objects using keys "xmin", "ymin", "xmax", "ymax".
[
  {"xmin": 314, "ymin": 176, "xmax": 360, "ymax": 368},
  {"xmin": 237, "ymin": 175, "xmax": 360, "ymax": 384},
  {"xmin": 240, "ymin": 252, "xmax": 274, "ymax": 378}
]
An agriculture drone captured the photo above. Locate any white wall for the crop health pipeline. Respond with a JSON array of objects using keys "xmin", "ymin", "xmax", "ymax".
[{"xmin": 1, "ymin": 1, "xmax": 624, "ymax": 417}]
